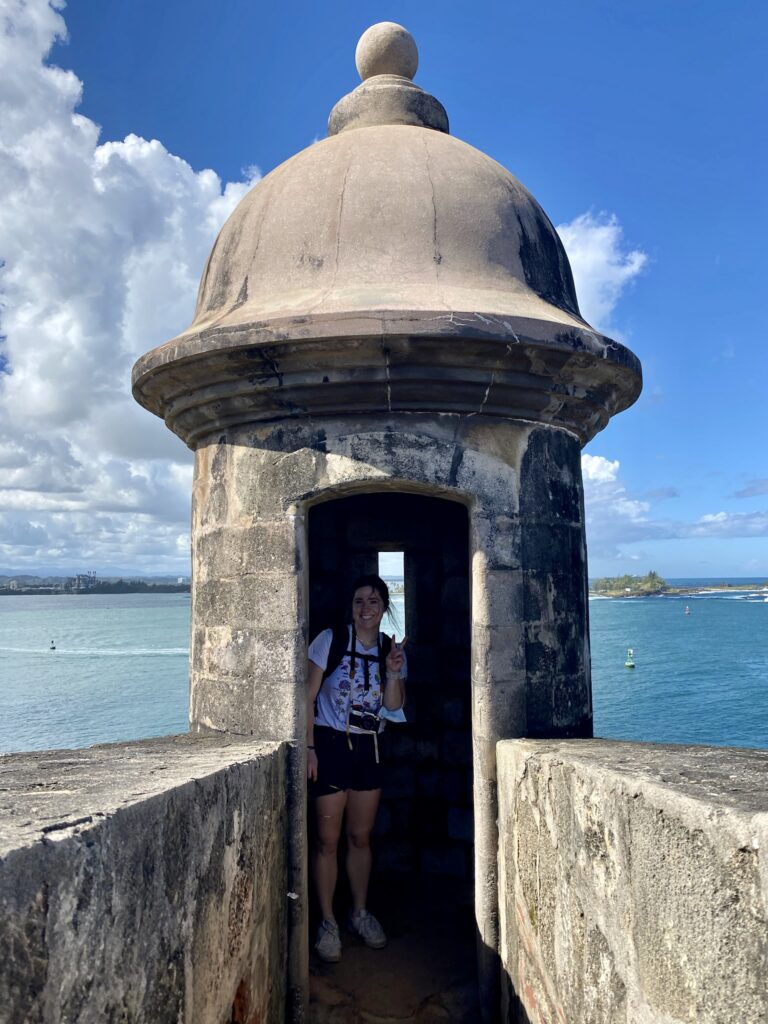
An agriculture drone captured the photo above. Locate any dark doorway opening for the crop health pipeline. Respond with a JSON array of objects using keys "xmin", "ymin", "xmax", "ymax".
[{"xmin": 307, "ymin": 493, "xmax": 479, "ymax": 1021}]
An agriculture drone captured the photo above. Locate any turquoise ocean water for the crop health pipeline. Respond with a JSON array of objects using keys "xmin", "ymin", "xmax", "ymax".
[
  {"xmin": 1, "ymin": 593, "xmax": 190, "ymax": 753},
  {"xmin": 590, "ymin": 583, "xmax": 768, "ymax": 748},
  {"xmin": 1, "ymin": 582, "xmax": 766, "ymax": 754}
]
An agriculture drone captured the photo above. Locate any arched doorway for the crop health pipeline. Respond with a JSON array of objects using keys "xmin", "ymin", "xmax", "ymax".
[{"xmin": 307, "ymin": 492, "xmax": 479, "ymax": 1019}]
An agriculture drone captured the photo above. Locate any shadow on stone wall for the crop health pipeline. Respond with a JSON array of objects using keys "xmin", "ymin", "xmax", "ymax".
[{"xmin": 501, "ymin": 975, "xmax": 535, "ymax": 1024}]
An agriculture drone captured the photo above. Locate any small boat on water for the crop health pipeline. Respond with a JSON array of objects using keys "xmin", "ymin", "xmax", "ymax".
[
  {"xmin": 685, "ymin": 606, "xmax": 690, "ymax": 615},
  {"xmin": 625, "ymin": 647, "xmax": 635, "ymax": 669}
]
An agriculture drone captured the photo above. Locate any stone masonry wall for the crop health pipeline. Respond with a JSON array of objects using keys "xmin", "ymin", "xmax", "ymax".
[
  {"xmin": 497, "ymin": 739, "xmax": 768, "ymax": 1024},
  {"xmin": 0, "ymin": 734, "xmax": 288, "ymax": 1024}
]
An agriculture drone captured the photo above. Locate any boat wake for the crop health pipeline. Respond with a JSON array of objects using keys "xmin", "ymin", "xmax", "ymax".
[{"xmin": 0, "ymin": 646, "xmax": 188, "ymax": 656}]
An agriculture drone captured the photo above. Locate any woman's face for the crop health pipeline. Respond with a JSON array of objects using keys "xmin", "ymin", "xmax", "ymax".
[{"xmin": 352, "ymin": 586, "xmax": 385, "ymax": 636}]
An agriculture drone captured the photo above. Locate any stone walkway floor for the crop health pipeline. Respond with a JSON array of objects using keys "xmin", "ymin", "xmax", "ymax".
[{"xmin": 308, "ymin": 875, "xmax": 480, "ymax": 1023}]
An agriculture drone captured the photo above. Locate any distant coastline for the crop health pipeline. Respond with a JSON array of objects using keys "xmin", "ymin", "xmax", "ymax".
[
  {"xmin": 2, "ymin": 573, "xmax": 765, "ymax": 600},
  {"xmin": 589, "ymin": 572, "xmax": 768, "ymax": 599},
  {"xmin": 0, "ymin": 575, "xmax": 190, "ymax": 596}
]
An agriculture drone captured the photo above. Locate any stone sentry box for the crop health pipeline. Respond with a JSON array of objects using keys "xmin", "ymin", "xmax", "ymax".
[{"xmin": 132, "ymin": 22, "xmax": 641, "ymax": 1023}]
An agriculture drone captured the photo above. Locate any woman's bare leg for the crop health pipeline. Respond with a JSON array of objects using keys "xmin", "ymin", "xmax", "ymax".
[
  {"xmin": 314, "ymin": 790, "xmax": 347, "ymax": 922},
  {"xmin": 345, "ymin": 787, "xmax": 381, "ymax": 914}
]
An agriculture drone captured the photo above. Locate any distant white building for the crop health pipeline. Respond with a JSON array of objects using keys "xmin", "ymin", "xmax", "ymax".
[{"xmin": 70, "ymin": 572, "xmax": 98, "ymax": 591}]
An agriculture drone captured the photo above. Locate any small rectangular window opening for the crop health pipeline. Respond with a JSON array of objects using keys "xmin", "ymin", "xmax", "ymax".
[{"xmin": 378, "ymin": 550, "xmax": 405, "ymax": 638}]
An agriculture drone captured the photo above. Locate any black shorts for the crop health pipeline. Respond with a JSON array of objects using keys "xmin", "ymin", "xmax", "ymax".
[{"xmin": 311, "ymin": 725, "xmax": 384, "ymax": 797}]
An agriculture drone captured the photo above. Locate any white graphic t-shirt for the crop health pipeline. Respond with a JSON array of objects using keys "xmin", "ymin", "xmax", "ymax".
[{"xmin": 309, "ymin": 625, "xmax": 407, "ymax": 733}]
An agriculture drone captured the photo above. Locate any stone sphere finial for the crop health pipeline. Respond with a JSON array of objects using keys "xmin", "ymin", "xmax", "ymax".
[{"xmin": 355, "ymin": 22, "xmax": 419, "ymax": 81}]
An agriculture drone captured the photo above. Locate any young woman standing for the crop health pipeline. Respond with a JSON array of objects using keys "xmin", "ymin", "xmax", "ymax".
[{"xmin": 306, "ymin": 574, "xmax": 407, "ymax": 962}]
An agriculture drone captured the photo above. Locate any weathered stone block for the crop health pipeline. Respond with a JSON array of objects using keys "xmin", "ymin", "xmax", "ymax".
[
  {"xmin": 194, "ymin": 520, "xmax": 300, "ymax": 581},
  {"xmin": 193, "ymin": 441, "xmax": 232, "ymax": 528},
  {"xmin": 471, "ymin": 675, "xmax": 526, "ymax": 739},
  {"xmin": 0, "ymin": 736, "xmax": 288, "ymax": 1024},
  {"xmin": 518, "ymin": 427, "xmax": 582, "ymax": 522},
  {"xmin": 472, "ymin": 569, "xmax": 525, "ymax": 628},
  {"xmin": 498, "ymin": 739, "xmax": 768, "ymax": 1024},
  {"xmin": 525, "ymin": 669, "xmax": 590, "ymax": 739},
  {"xmin": 472, "ymin": 623, "xmax": 526, "ymax": 684},
  {"xmin": 330, "ymin": 430, "xmax": 456, "ymax": 490},
  {"xmin": 190, "ymin": 674, "xmax": 254, "ymax": 735},
  {"xmin": 454, "ymin": 447, "xmax": 517, "ymax": 516},
  {"xmin": 472, "ymin": 513, "xmax": 522, "ymax": 570},
  {"xmin": 521, "ymin": 570, "xmax": 554, "ymax": 622},
  {"xmin": 197, "ymin": 626, "xmax": 304, "ymax": 683},
  {"xmin": 629, "ymin": 795, "xmax": 764, "ymax": 1022},
  {"xmin": 233, "ymin": 445, "xmax": 327, "ymax": 516},
  {"xmin": 520, "ymin": 522, "xmax": 582, "ymax": 574},
  {"xmin": 195, "ymin": 574, "xmax": 301, "ymax": 630}
]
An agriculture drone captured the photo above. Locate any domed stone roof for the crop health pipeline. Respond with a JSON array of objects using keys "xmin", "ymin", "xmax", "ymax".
[
  {"xmin": 190, "ymin": 124, "xmax": 582, "ymax": 335},
  {"xmin": 133, "ymin": 23, "xmax": 641, "ymax": 447}
]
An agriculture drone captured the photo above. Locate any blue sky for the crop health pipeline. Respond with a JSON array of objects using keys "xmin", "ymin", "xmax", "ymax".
[{"xmin": 0, "ymin": 0, "xmax": 766, "ymax": 578}]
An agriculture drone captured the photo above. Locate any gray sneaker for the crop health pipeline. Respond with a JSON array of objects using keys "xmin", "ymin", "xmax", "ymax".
[
  {"xmin": 348, "ymin": 909, "xmax": 387, "ymax": 949},
  {"xmin": 315, "ymin": 919, "xmax": 342, "ymax": 962}
]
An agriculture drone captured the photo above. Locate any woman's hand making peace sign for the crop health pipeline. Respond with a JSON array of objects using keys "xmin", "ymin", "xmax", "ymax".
[{"xmin": 385, "ymin": 635, "xmax": 407, "ymax": 677}]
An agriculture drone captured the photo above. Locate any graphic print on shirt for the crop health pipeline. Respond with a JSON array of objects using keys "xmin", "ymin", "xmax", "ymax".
[{"xmin": 329, "ymin": 654, "xmax": 382, "ymax": 728}]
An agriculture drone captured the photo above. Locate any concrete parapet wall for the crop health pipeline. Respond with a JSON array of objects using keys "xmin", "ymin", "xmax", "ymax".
[
  {"xmin": 0, "ymin": 734, "xmax": 289, "ymax": 1024},
  {"xmin": 497, "ymin": 739, "xmax": 768, "ymax": 1024}
]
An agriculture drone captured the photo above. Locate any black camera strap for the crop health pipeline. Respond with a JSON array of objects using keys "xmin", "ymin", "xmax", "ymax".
[{"xmin": 348, "ymin": 630, "xmax": 382, "ymax": 693}]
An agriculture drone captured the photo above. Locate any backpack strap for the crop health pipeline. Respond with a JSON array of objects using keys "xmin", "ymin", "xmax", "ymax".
[
  {"xmin": 321, "ymin": 627, "xmax": 393, "ymax": 685},
  {"xmin": 322, "ymin": 624, "xmax": 352, "ymax": 683}
]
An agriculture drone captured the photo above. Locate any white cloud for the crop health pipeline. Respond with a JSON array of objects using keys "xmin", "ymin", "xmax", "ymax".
[
  {"xmin": 582, "ymin": 454, "xmax": 768, "ymax": 565},
  {"xmin": 687, "ymin": 511, "xmax": 768, "ymax": 538},
  {"xmin": 557, "ymin": 212, "xmax": 647, "ymax": 333},
  {"xmin": 581, "ymin": 454, "xmax": 620, "ymax": 484},
  {"xmin": 582, "ymin": 454, "xmax": 657, "ymax": 560},
  {"xmin": 0, "ymin": 508, "xmax": 191, "ymax": 574},
  {"xmin": 0, "ymin": 0, "xmax": 257, "ymax": 573}
]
